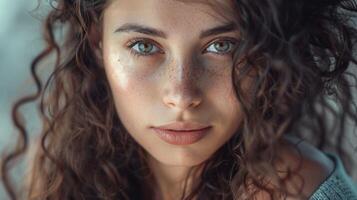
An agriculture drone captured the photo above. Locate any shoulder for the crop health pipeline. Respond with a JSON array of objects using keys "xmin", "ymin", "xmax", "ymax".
[
  {"xmin": 279, "ymin": 135, "xmax": 335, "ymax": 199},
  {"xmin": 253, "ymin": 135, "xmax": 335, "ymax": 200}
]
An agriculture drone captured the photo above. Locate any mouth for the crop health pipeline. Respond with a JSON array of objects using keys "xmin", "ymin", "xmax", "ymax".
[
  {"xmin": 152, "ymin": 121, "xmax": 211, "ymax": 132},
  {"xmin": 150, "ymin": 121, "xmax": 212, "ymax": 145}
]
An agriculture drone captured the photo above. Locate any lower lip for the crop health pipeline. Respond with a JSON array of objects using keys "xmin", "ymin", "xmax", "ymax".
[{"xmin": 152, "ymin": 127, "xmax": 211, "ymax": 145}]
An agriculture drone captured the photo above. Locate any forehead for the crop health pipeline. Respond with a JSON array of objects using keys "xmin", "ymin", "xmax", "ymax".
[{"xmin": 103, "ymin": 0, "xmax": 235, "ymax": 35}]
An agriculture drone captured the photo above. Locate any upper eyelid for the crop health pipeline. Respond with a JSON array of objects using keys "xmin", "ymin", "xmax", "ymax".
[{"xmin": 126, "ymin": 38, "xmax": 161, "ymax": 48}]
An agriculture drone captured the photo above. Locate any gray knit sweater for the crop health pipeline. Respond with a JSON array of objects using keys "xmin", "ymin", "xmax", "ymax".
[{"xmin": 308, "ymin": 152, "xmax": 357, "ymax": 200}]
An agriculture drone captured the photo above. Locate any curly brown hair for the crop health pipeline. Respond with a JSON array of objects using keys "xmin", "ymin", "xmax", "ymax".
[{"xmin": 2, "ymin": 0, "xmax": 357, "ymax": 199}]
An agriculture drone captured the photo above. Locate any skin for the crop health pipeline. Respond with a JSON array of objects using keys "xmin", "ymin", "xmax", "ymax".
[
  {"xmin": 100, "ymin": 0, "xmax": 334, "ymax": 199},
  {"xmin": 101, "ymin": 0, "xmax": 246, "ymax": 199}
]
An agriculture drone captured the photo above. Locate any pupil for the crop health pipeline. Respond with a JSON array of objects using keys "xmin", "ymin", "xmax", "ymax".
[
  {"xmin": 139, "ymin": 43, "xmax": 152, "ymax": 52},
  {"xmin": 215, "ymin": 42, "xmax": 229, "ymax": 52}
]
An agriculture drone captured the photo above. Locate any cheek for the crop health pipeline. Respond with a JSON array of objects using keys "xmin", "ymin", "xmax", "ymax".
[
  {"xmin": 103, "ymin": 43, "xmax": 155, "ymax": 94},
  {"xmin": 106, "ymin": 66, "xmax": 152, "ymax": 109},
  {"xmin": 211, "ymin": 64, "xmax": 245, "ymax": 130},
  {"xmin": 105, "ymin": 67, "xmax": 156, "ymax": 141},
  {"xmin": 103, "ymin": 51, "xmax": 154, "ymax": 121},
  {"xmin": 208, "ymin": 63, "xmax": 239, "ymax": 104}
]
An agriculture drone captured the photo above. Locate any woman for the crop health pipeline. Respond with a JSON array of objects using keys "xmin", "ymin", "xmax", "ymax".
[{"xmin": 1, "ymin": 0, "xmax": 357, "ymax": 199}]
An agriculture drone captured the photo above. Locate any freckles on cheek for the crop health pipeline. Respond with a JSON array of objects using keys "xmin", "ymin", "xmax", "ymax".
[
  {"xmin": 105, "ymin": 51, "xmax": 140, "ymax": 90},
  {"xmin": 104, "ymin": 49, "xmax": 157, "ymax": 98},
  {"xmin": 210, "ymin": 67, "xmax": 239, "ymax": 105},
  {"xmin": 106, "ymin": 63, "xmax": 150, "ymax": 103}
]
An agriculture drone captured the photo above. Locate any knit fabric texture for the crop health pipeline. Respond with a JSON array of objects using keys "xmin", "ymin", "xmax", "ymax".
[{"xmin": 309, "ymin": 152, "xmax": 357, "ymax": 200}]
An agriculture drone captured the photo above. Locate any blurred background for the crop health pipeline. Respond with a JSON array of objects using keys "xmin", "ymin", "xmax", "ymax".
[
  {"xmin": 0, "ymin": 0, "xmax": 357, "ymax": 199},
  {"xmin": 0, "ymin": 0, "xmax": 50, "ymax": 198}
]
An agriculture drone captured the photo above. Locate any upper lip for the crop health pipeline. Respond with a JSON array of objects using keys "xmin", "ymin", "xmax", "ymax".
[{"xmin": 152, "ymin": 121, "xmax": 211, "ymax": 131}]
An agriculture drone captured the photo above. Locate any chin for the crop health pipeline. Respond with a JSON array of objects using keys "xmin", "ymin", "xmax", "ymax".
[{"xmin": 149, "ymin": 148, "xmax": 212, "ymax": 167}]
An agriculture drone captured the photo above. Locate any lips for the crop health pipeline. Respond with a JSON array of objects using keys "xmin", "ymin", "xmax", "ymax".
[
  {"xmin": 151, "ymin": 121, "xmax": 211, "ymax": 131},
  {"xmin": 151, "ymin": 121, "xmax": 212, "ymax": 145}
]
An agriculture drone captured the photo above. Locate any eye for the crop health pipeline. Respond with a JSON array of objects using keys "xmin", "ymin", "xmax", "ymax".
[
  {"xmin": 205, "ymin": 40, "xmax": 236, "ymax": 55},
  {"xmin": 127, "ymin": 39, "xmax": 162, "ymax": 57}
]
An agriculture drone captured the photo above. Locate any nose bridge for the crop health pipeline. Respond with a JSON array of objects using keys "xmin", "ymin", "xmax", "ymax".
[
  {"xmin": 162, "ymin": 50, "xmax": 202, "ymax": 109},
  {"xmin": 166, "ymin": 35, "xmax": 200, "ymax": 80},
  {"xmin": 170, "ymin": 56, "xmax": 195, "ymax": 84},
  {"xmin": 167, "ymin": 48, "xmax": 202, "ymax": 90}
]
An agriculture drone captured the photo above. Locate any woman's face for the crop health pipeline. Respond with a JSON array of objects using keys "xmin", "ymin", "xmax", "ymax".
[{"xmin": 102, "ymin": 0, "xmax": 246, "ymax": 167}]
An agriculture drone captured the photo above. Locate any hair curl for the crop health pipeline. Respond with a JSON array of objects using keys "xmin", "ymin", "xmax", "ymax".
[{"xmin": 2, "ymin": 0, "xmax": 357, "ymax": 199}]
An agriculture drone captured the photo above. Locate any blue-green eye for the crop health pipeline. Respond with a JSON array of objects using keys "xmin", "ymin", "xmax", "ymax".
[
  {"xmin": 128, "ymin": 40, "xmax": 161, "ymax": 56},
  {"xmin": 206, "ymin": 40, "xmax": 235, "ymax": 54},
  {"xmin": 126, "ymin": 38, "xmax": 236, "ymax": 58}
]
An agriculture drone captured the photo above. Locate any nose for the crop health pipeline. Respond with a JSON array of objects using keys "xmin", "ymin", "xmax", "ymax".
[{"xmin": 162, "ymin": 58, "xmax": 203, "ymax": 110}]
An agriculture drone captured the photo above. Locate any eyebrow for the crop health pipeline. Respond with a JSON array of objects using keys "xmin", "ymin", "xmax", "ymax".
[{"xmin": 114, "ymin": 22, "xmax": 237, "ymax": 39}]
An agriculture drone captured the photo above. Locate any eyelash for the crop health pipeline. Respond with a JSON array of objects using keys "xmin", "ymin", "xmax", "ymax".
[
  {"xmin": 126, "ymin": 39, "xmax": 163, "ymax": 58},
  {"xmin": 125, "ymin": 37, "xmax": 237, "ymax": 58}
]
